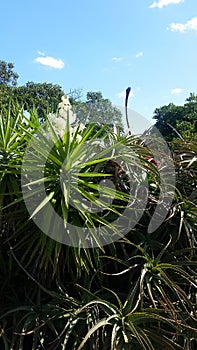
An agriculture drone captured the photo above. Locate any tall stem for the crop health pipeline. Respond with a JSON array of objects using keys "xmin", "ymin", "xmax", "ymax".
[{"xmin": 125, "ymin": 87, "xmax": 131, "ymax": 134}]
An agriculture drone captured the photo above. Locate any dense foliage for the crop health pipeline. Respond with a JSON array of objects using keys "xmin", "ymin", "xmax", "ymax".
[
  {"xmin": 153, "ymin": 93, "xmax": 197, "ymax": 142},
  {"xmin": 0, "ymin": 61, "xmax": 123, "ymax": 127},
  {"xmin": 0, "ymin": 80, "xmax": 64, "ymax": 120},
  {"xmin": 0, "ymin": 60, "xmax": 19, "ymax": 87},
  {"xmin": 0, "ymin": 98, "xmax": 196, "ymax": 349},
  {"xmin": 0, "ymin": 59, "xmax": 196, "ymax": 349},
  {"xmin": 73, "ymin": 91, "xmax": 123, "ymax": 128}
]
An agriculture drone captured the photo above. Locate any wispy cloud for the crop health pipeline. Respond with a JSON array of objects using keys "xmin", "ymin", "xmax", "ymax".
[
  {"xmin": 171, "ymin": 88, "xmax": 184, "ymax": 94},
  {"xmin": 35, "ymin": 54, "xmax": 64, "ymax": 69},
  {"xmin": 117, "ymin": 88, "xmax": 134, "ymax": 100},
  {"xmin": 150, "ymin": 0, "xmax": 184, "ymax": 9},
  {"xmin": 169, "ymin": 17, "xmax": 197, "ymax": 33},
  {"xmin": 112, "ymin": 57, "xmax": 124, "ymax": 62},
  {"xmin": 135, "ymin": 51, "xmax": 143, "ymax": 58},
  {"xmin": 37, "ymin": 51, "xmax": 45, "ymax": 56}
]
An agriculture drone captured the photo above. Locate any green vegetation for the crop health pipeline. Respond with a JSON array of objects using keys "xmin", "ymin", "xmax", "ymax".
[
  {"xmin": 153, "ymin": 93, "xmax": 197, "ymax": 142},
  {"xmin": 0, "ymin": 60, "xmax": 18, "ymax": 86},
  {"xmin": 72, "ymin": 90, "xmax": 123, "ymax": 128},
  {"xmin": 0, "ymin": 61, "xmax": 197, "ymax": 349},
  {"xmin": 0, "ymin": 60, "xmax": 123, "ymax": 127}
]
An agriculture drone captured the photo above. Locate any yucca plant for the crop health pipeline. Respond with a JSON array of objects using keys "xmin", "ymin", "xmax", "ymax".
[
  {"xmin": 12, "ymin": 97, "xmax": 161, "ymax": 284},
  {"xmin": 1, "ymin": 97, "xmax": 197, "ymax": 349},
  {"xmin": 0, "ymin": 98, "xmax": 152, "ymax": 290}
]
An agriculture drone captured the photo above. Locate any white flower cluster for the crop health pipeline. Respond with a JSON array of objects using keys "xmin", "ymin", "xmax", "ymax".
[
  {"xmin": 58, "ymin": 95, "xmax": 76, "ymax": 124},
  {"xmin": 44, "ymin": 95, "xmax": 85, "ymax": 142}
]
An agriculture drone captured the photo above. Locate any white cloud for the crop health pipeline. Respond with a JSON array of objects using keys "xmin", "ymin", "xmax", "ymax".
[
  {"xmin": 150, "ymin": 0, "xmax": 184, "ymax": 9},
  {"xmin": 171, "ymin": 88, "xmax": 184, "ymax": 94},
  {"xmin": 169, "ymin": 17, "xmax": 197, "ymax": 33},
  {"xmin": 35, "ymin": 55, "xmax": 64, "ymax": 69},
  {"xmin": 112, "ymin": 57, "xmax": 124, "ymax": 62},
  {"xmin": 135, "ymin": 51, "xmax": 143, "ymax": 58},
  {"xmin": 37, "ymin": 51, "xmax": 45, "ymax": 56},
  {"xmin": 117, "ymin": 88, "xmax": 134, "ymax": 100}
]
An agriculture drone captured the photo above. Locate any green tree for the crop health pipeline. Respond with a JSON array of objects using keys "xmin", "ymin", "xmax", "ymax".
[
  {"xmin": 0, "ymin": 81, "xmax": 65, "ymax": 119},
  {"xmin": 86, "ymin": 91, "xmax": 103, "ymax": 103},
  {"xmin": 15, "ymin": 81, "xmax": 65, "ymax": 120},
  {"xmin": 0, "ymin": 85, "xmax": 14, "ymax": 112},
  {"xmin": 0, "ymin": 60, "xmax": 19, "ymax": 112},
  {"xmin": 0, "ymin": 60, "xmax": 19, "ymax": 86},
  {"xmin": 67, "ymin": 88, "xmax": 83, "ymax": 105},
  {"xmin": 153, "ymin": 94, "xmax": 197, "ymax": 141},
  {"xmin": 73, "ymin": 91, "xmax": 123, "ymax": 128},
  {"xmin": 185, "ymin": 92, "xmax": 197, "ymax": 103},
  {"xmin": 0, "ymin": 61, "xmax": 65, "ymax": 116}
]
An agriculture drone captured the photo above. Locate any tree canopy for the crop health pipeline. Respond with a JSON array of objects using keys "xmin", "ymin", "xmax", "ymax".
[
  {"xmin": 0, "ymin": 60, "xmax": 19, "ymax": 86},
  {"xmin": 73, "ymin": 91, "xmax": 123, "ymax": 128},
  {"xmin": 0, "ymin": 60, "xmax": 123, "ymax": 127},
  {"xmin": 0, "ymin": 81, "xmax": 64, "ymax": 120},
  {"xmin": 15, "ymin": 82, "xmax": 65, "ymax": 120},
  {"xmin": 153, "ymin": 93, "xmax": 197, "ymax": 141}
]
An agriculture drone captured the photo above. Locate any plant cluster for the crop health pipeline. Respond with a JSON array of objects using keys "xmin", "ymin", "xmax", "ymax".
[{"xmin": 0, "ymin": 96, "xmax": 197, "ymax": 349}]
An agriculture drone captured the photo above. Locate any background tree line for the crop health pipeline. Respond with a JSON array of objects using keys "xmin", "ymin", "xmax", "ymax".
[
  {"xmin": 153, "ymin": 93, "xmax": 197, "ymax": 142},
  {"xmin": 1, "ymin": 59, "xmax": 197, "ymax": 142},
  {"xmin": 0, "ymin": 60, "xmax": 123, "ymax": 127}
]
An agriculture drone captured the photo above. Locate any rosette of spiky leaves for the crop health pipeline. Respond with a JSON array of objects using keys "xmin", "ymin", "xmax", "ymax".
[
  {"xmin": 20, "ymin": 115, "xmax": 149, "ymax": 249},
  {"xmin": 161, "ymin": 140, "xmax": 197, "ymax": 250},
  {"xmin": 2, "ymin": 272, "xmax": 196, "ymax": 350},
  {"xmin": 3, "ymin": 110, "xmax": 152, "ymax": 288}
]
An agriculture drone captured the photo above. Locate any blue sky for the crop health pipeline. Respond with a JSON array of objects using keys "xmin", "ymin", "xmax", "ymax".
[{"xmin": 1, "ymin": 0, "xmax": 197, "ymax": 121}]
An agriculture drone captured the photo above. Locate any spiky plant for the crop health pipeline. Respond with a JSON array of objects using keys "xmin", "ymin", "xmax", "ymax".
[{"xmin": 0, "ymin": 100, "xmax": 197, "ymax": 349}]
